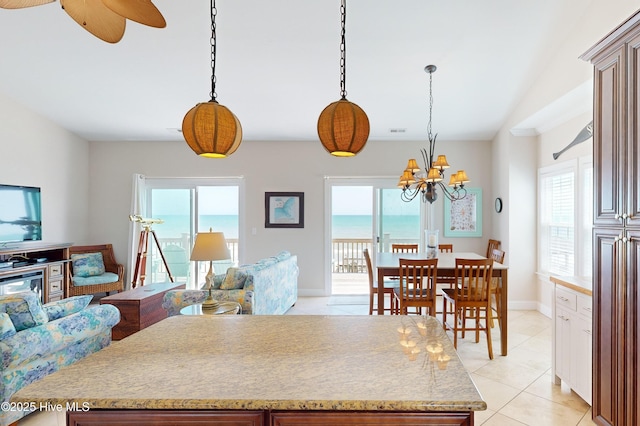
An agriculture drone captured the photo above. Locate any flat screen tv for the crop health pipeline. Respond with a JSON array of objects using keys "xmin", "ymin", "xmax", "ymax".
[{"xmin": 0, "ymin": 184, "xmax": 42, "ymax": 244}]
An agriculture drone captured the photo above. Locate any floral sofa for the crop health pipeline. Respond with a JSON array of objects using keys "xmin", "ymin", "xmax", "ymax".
[
  {"xmin": 0, "ymin": 292, "xmax": 120, "ymax": 426},
  {"xmin": 163, "ymin": 251, "xmax": 298, "ymax": 315}
]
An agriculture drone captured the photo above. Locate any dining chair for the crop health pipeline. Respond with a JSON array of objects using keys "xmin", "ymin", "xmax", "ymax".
[
  {"xmin": 391, "ymin": 244, "xmax": 419, "ymax": 253},
  {"xmin": 438, "ymin": 244, "xmax": 453, "ymax": 253},
  {"xmin": 486, "ymin": 239, "xmax": 501, "ymax": 258},
  {"xmin": 363, "ymin": 248, "xmax": 398, "ymax": 315},
  {"xmin": 441, "ymin": 258, "xmax": 495, "ymax": 359},
  {"xmin": 488, "ymin": 248, "xmax": 506, "ymax": 328},
  {"xmin": 396, "ymin": 258, "xmax": 438, "ymax": 316}
]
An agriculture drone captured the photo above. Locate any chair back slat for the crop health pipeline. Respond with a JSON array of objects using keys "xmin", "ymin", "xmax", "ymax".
[
  {"xmin": 455, "ymin": 258, "xmax": 493, "ymax": 303},
  {"xmin": 486, "ymin": 239, "xmax": 501, "ymax": 258},
  {"xmin": 392, "ymin": 244, "xmax": 419, "ymax": 253},
  {"xmin": 363, "ymin": 248, "xmax": 374, "ymax": 292},
  {"xmin": 399, "ymin": 258, "xmax": 438, "ymax": 315}
]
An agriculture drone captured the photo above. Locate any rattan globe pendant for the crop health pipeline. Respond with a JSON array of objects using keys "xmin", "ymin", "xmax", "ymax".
[
  {"xmin": 318, "ymin": 99, "xmax": 369, "ymax": 156},
  {"xmin": 182, "ymin": 101, "xmax": 242, "ymax": 158},
  {"xmin": 317, "ymin": 0, "xmax": 368, "ymax": 157},
  {"xmin": 182, "ymin": 0, "xmax": 242, "ymax": 158}
]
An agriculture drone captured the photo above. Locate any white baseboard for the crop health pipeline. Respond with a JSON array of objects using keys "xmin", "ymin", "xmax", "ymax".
[{"xmin": 298, "ymin": 289, "xmax": 328, "ymax": 297}]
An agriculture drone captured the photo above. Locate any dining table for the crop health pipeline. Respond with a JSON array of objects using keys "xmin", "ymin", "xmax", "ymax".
[{"xmin": 375, "ymin": 251, "xmax": 509, "ymax": 356}]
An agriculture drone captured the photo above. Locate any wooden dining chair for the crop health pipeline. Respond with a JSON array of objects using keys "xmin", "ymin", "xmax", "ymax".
[
  {"xmin": 441, "ymin": 258, "xmax": 495, "ymax": 359},
  {"xmin": 363, "ymin": 249, "xmax": 398, "ymax": 315},
  {"xmin": 396, "ymin": 258, "xmax": 438, "ymax": 316},
  {"xmin": 488, "ymin": 248, "xmax": 506, "ymax": 328},
  {"xmin": 438, "ymin": 244, "xmax": 453, "ymax": 253},
  {"xmin": 391, "ymin": 244, "xmax": 419, "ymax": 253},
  {"xmin": 486, "ymin": 239, "xmax": 501, "ymax": 258}
]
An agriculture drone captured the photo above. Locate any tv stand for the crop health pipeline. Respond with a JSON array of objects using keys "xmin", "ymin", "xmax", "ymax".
[{"xmin": 0, "ymin": 243, "xmax": 72, "ymax": 303}]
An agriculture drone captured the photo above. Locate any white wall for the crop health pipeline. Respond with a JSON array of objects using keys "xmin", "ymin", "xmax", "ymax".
[
  {"xmin": 87, "ymin": 138, "xmax": 492, "ymax": 296},
  {"xmin": 0, "ymin": 94, "xmax": 90, "ymax": 246},
  {"xmin": 491, "ymin": 1, "xmax": 639, "ymax": 314}
]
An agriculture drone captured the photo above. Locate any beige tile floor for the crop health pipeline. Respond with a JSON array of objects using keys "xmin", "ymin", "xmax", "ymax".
[{"xmin": 19, "ymin": 296, "xmax": 595, "ymax": 426}]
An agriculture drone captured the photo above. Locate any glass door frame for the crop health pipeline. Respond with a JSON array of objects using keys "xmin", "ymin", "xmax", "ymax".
[
  {"xmin": 142, "ymin": 177, "xmax": 245, "ymax": 288},
  {"xmin": 323, "ymin": 177, "xmax": 427, "ymax": 296}
]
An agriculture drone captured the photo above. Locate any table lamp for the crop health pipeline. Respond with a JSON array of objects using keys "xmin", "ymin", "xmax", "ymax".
[{"xmin": 190, "ymin": 228, "xmax": 231, "ymax": 310}]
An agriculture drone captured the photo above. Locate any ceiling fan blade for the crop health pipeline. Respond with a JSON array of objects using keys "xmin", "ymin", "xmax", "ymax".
[
  {"xmin": 0, "ymin": 0, "xmax": 54, "ymax": 9},
  {"xmin": 101, "ymin": 0, "xmax": 166, "ymax": 28},
  {"xmin": 60, "ymin": 0, "xmax": 126, "ymax": 43}
]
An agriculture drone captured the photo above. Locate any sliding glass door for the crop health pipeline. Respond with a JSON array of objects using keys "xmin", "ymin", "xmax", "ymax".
[
  {"xmin": 326, "ymin": 178, "xmax": 424, "ymax": 295},
  {"xmin": 139, "ymin": 178, "xmax": 243, "ymax": 288}
]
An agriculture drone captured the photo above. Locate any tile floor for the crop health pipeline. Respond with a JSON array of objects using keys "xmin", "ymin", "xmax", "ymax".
[{"xmin": 20, "ymin": 296, "xmax": 596, "ymax": 426}]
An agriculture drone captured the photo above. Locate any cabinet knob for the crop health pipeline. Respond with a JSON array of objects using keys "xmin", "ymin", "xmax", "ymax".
[{"xmin": 622, "ymin": 213, "xmax": 629, "ymax": 219}]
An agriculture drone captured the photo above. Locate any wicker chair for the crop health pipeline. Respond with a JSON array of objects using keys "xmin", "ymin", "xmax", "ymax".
[{"xmin": 68, "ymin": 244, "xmax": 124, "ymax": 297}]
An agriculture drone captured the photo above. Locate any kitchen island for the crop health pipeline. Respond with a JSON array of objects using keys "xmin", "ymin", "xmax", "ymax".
[{"xmin": 13, "ymin": 315, "xmax": 486, "ymax": 425}]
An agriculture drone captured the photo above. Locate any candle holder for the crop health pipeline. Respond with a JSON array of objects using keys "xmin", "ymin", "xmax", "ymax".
[{"xmin": 425, "ymin": 229, "xmax": 439, "ymax": 259}]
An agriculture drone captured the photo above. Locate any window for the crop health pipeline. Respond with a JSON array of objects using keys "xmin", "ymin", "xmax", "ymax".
[{"xmin": 538, "ymin": 157, "xmax": 592, "ymax": 278}]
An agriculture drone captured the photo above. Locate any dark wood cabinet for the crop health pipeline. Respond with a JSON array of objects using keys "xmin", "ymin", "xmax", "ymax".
[{"xmin": 582, "ymin": 11, "xmax": 640, "ymax": 426}]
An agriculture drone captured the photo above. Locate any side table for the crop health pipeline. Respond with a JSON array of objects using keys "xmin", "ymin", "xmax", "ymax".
[{"xmin": 181, "ymin": 302, "xmax": 241, "ymax": 315}]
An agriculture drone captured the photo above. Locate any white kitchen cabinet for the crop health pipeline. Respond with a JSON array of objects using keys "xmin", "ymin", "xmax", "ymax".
[{"xmin": 550, "ymin": 276, "xmax": 592, "ymax": 405}]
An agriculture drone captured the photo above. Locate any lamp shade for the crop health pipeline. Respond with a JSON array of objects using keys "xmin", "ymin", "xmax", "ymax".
[
  {"xmin": 426, "ymin": 167, "xmax": 443, "ymax": 183},
  {"xmin": 317, "ymin": 99, "xmax": 370, "ymax": 157},
  {"xmin": 455, "ymin": 170, "xmax": 470, "ymax": 184},
  {"xmin": 433, "ymin": 155, "xmax": 450, "ymax": 170},
  {"xmin": 190, "ymin": 231, "xmax": 231, "ymax": 262},
  {"xmin": 182, "ymin": 101, "xmax": 243, "ymax": 158},
  {"xmin": 406, "ymin": 158, "xmax": 421, "ymax": 173}
]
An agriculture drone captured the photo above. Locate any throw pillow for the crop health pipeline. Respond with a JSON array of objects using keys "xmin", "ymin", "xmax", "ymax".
[
  {"xmin": 43, "ymin": 295, "xmax": 93, "ymax": 321},
  {"xmin": 220, "ymin": 268, "xmax": 247, "ymax": 290},
  {"xmin": 0, "ymin": 291, "xmax": 49, "ymax": 331},
  {"xmin": 0, "ymin": 312, "xmax": 16, "ymax": 339},
  {"xmin": 71, "ymin": 252, "xmax": 106, "ymax": 277}
]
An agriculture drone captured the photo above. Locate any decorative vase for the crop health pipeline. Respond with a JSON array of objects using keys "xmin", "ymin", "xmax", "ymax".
[{"xmin": 425, "ymin": 229, "xmax": 439, "ymax": 259}]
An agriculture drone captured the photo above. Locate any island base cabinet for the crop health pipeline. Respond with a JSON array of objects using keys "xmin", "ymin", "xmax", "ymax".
[
  {"xmin": 67, "ymin": 410, "xmax": 474, "ymax": 426},
  {"xmin": 67, "ymin": 410, "xmax": 267, "ymax": 425},
  {"xmin": 271, "ymin": 411, "xmax": 473, "ymax": 425}
]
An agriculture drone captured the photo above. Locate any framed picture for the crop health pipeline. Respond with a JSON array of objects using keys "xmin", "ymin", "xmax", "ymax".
[
  {"xmin": 443, "ymin": 187, "xmax": 482, "ymax": 237},
  {"xmin": 265, "ymin": 192, "xmax": 304, "ymax": 228}
]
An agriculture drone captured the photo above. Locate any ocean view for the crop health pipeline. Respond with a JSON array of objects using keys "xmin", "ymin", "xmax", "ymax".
[{"xmin": 153, "ymin": 214, "xmax": 420, "ymax": 240}]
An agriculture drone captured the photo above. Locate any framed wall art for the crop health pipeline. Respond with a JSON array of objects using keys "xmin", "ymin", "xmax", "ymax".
[
  {"xmin": 443, "ymin": 187, "xmax": 482, "ymax": 237},
  {"xmin": 265, "ymin": 192, "xmax": 304, "ymax": 228}
]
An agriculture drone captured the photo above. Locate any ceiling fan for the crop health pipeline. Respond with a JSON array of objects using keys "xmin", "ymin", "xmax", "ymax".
[{"xmin": 0, "ymin": 0, "xmax": 165, "ymax": 43}]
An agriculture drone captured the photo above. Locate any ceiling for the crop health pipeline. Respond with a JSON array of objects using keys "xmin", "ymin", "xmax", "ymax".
[{"xmin": 0, "ymin": 0, "xmax": 589, "ymax": 143}]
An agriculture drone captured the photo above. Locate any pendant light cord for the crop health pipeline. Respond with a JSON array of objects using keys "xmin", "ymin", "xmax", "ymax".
[
  {"xmin": 210, "ymin": 0, "xmax": 217, "ymax": 102},
  {"xmin": 340, "ymin": 0, "xmax": 347, "ymax": 100}
]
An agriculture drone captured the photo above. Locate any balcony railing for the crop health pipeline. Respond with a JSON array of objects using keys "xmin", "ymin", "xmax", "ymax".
[{"xmin": 331, "ymin": 237, "xmax": 420, "ymax": 273}]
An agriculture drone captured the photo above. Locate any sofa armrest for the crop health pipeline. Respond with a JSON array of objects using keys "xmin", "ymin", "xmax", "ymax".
[{"xmin": 162, "ymin": 290, "xmax": 207, "ymax": 317}]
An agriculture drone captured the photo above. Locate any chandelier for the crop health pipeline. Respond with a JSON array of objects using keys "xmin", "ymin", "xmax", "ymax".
[{"xmin": 398, "ymin": 65, "xmax": 470, "ymax": 204}]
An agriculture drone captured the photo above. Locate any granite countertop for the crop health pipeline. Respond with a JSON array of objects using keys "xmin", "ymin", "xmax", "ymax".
[
  {"xmin": 13, "ymin": 315, "xmax": 486, "ymax": 412},
  {"xmin": 550, "ymin": 275, "xmax": 592, "ymax": 296}
]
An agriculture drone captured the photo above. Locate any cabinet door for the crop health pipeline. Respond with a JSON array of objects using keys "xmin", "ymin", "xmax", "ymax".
[
  {"xmin": 593, "ymin": 228, "xmax": 624, "ymax": 426},
  {"xmin": 554, "ymin": 305, "xmax": 573, "ymax": 382},
  {"xmin": 574, "ymin": 314, "xmax": 593, "ymax": 405},
  {"xmin": 593, "ymin": 46, "xmax": 626, "ymax": 227},
  {"xmin": 625, "ymin": 231, "xmax": 640, "ymax": 425},
  {"xmin": 628, "ymin": 35, "xmax": 640, "ymax": 227}
]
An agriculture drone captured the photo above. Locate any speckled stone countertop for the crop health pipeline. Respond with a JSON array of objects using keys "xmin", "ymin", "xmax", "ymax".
[{"xmin": 13, "ymin": 315, "xmax": 486, "ymax": 412}]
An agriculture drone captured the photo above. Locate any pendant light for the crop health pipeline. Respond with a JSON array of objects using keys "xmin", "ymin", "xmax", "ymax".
[
  {"xmin": 317, "ymin": 0, "xmax": 369, "ymax": 157},
  {"xmin": 182, "ymin": 0, "xmax": 242, "ymax": 158}
]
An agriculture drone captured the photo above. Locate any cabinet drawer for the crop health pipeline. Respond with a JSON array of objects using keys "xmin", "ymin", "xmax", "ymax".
[
  {"xmin": 577, "ymin": 294, "xmax": 593, "ymax": 320},
  {"xmin": 48, "ymin": 264, "xmax": 63, "ymax": 276},
  {"xmin": 555, "ymin": 287, "xmax": 577, "ymax": 311},
  {"xmin": 49, "ymin": 279, "xmax": 63, "ymax": 293}
]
